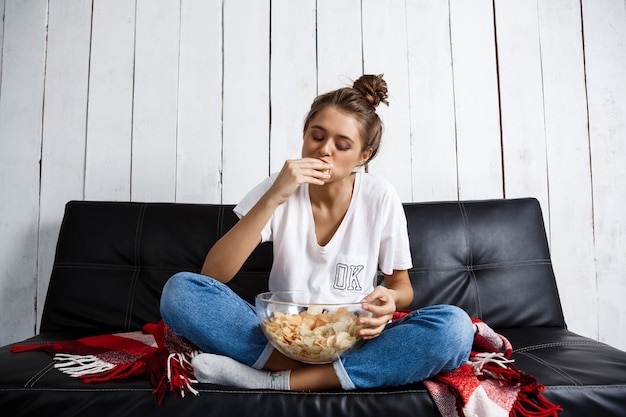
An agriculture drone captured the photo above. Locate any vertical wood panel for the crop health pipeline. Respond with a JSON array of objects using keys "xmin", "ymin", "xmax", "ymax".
[
  {"xmin": 0, "ymin": 0, "xmax": 5, "ymax": 89},
  {"xmin": 495, "ymin": 0, "xmax": 550, "ymax": 225},
  {"xmin": 316, "ymin": 0, "xmax": 363, "ymax": 94},
  {"xmin": 361, "ymin": 0, "xmax": 413, "ymax": 201},
  {"xmin": 85, "ymin": 0, "xmax": 136, "ymax": 201},
  {"xmin": 406, "ymin": 0, "xmax": 458, "ymax": 201},
  {"xmin": 131, "ymin": 0, "xmax": 180, "ymax": 202},
  {"xmin": 222, "ymin": 0, "xmax": 270, "ymax": 203},
  {"xmin": 37, "ymin": 0, "xmax": 92, "ymax": 328},
  {"xmin": 269, "ymin": 0, "xmax": 317, "ymax": 173},
  {"xmin": 538, "ymin": 0, "xmax": 597, "ymax": 339},
  {"xmin": 176, "ymin": 0, "xmax": 223, "ymax": 203},
  {"xmin": 0, "ymin": 0, "xmax": 47, "ymax": 346},
  {"xmin": 583, "ymin": 0, "xmax": 626, "ymax": 350},
  {"xmin": 449, "ymin": 0, "xmax": 503, "ymax": 199}
]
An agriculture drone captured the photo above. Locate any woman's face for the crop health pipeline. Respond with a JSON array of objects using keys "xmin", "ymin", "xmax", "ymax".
[{"xmin": 302, "ymin": 106, "xmax": 371, "ymax": 182}]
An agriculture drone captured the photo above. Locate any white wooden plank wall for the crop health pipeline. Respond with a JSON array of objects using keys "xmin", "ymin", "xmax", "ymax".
[
  {"xmin": 496, "ymin": 0, "xmax": 550, "ymax": 221},
  {"xmin": 316, "ymin": 0, "xmax": 362, "ymax": 94},
  {"xmin": 582, "ymin": 0, "xmax": 626, "ymax": 347},
  {"xmin": 0, "ymin": 0, "xmax": 48, "ymax": 344},
  {"xmin": 85, "ymin": 0, "xmax": 135, "ymax": 201},
  {"xmin": 449, "ymin": 0, "xmax": 504, "ymax": 199},
  {"xmin": 362, "ymin": 0, "xmax": 413, "ymax": 201},
  {"xmin": 37, "ymin": 0, "xmax": 92, "ymax": 327},
  {"xmin": 0, "ymin": 0, "xmax": 625, "ymax": 351},
  {"xmin": 270, "ymin": 0, "xmax": 317, "ymax": 173},
  {"xmin": 406, "ymin": 0, "xmax": 458, "ymax": 201},
  {"xmin": 0, "ymin": 0, "xmax": 4, "ymax": 87},
  {"xmin": 132, "ymin": 0, "xmax": 180, "ymax": 202},
  {"xmin": 539, "ymin": 0, "xmax": 597, "ymax": 339},
  {"xmin": 222, "ymin": 0, "xmax": 270, "ymax": 203},
  {"xmin": 177, "ymin": 0, "xmax": 223, "ymax": 203}
]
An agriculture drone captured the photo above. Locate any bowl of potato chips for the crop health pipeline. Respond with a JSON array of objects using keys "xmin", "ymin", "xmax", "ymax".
[{"xmin": 255, "ymin": 291, "xmax": 372, "ymax": 364}]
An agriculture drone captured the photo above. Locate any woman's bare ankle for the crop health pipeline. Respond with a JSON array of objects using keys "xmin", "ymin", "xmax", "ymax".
[
  {"xmin": 289, "ymin": 364, "xmax": 341, "ymax": 391},
  {"xmin": 263, "ymin": 350, "xmax": 307, "ymax": 371}
]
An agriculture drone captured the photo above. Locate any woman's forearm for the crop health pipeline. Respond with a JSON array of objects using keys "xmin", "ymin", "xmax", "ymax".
[
  {"xmin": 385, "ymin": 270, "xmax": 414, "ymax": 310},
  {"xmin": 201, "ymin": 194, "xmax": 281, "ymax": 282},
  {"xmin": 201, "ymin": 157, "xmax": 332, "ymax": 282}
]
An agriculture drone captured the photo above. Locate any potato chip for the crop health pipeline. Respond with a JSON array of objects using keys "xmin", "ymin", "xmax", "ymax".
[{"xmin": 261, "ymin": 305, "xmax": 366, "ymax": 363}]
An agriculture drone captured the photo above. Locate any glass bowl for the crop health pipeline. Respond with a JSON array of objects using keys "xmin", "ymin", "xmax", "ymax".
[{"xmin": 255, "ymin": 291, "xmax": 372, "ymax": 364}]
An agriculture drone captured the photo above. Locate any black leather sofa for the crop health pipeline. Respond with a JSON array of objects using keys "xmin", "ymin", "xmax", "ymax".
[{"xmin": 1, "ymin": 198, "xmax": 625, "ymax": 416}]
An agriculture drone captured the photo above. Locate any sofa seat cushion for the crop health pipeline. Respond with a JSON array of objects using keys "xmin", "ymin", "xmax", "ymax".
[
  {"xmin": 499, "ymin": 327, "xmax": 626, "ymax": 416},
  {"xmin": 2, "ymin": 327, "xmax": 626, "ymax": 417},
  {"xmin": 0, "ymin": 332, "xmax": 439, "ymax": 417},
  {"xmin": 501, "ymin": 327, "xmax": 626, "ymax": 386}
]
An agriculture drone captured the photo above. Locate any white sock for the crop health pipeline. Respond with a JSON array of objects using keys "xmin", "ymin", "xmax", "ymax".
[{"xmin": 191, "ymin": 353, "xmax": 291, "ymax": 390}]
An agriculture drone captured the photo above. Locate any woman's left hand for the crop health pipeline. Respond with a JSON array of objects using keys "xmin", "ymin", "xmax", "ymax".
[{"xmin": 358, "ymin": 286, "xmax": 397, "ymax": 340}]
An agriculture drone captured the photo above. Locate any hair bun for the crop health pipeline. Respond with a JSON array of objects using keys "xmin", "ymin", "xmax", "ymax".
[{"xmin": 353, "ymin": 74, "xmax": 389, "ymax": 108}]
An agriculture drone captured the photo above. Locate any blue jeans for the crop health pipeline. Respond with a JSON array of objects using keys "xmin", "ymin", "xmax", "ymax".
[{"xmin": 160, "ymin": 272, "xmax": 474, "ymax": 390}]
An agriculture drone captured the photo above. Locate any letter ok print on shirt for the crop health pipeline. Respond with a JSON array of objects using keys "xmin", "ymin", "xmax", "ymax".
[{"xmin": 333, "ymin": 262, "xmax": 365, "ymax": 293}]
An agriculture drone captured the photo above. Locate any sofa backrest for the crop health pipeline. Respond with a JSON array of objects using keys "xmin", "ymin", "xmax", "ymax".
[
  {"xmin": 41, "ymin": 201, "xmax": 269, "ymax": 333},
  {"xmin": 402, "ymin": 198, "xmax": 565, "ymax": 329},
  {"xmin": 40, "ymin": 198, "xmax": 565, "ymax": 333}
]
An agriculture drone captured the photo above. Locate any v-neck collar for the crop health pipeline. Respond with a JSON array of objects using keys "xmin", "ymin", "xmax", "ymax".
[{"xmin": 305, "ymin": 172, "xmax": 361, "ymax": 251}]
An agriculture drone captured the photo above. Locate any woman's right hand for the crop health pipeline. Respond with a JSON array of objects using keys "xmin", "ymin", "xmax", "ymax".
[
  {"xmin": 267, "ymin": 158, "xmax": 332, "ymax": 205},
  {"xmin": 201, "ymin": 157, "xmax": 331, "ymax": 281}
]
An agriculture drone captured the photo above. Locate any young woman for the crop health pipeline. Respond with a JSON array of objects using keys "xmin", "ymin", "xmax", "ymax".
[{"xmin": 160, "ymin": 74, "xmax": 474, "ymax": 391}]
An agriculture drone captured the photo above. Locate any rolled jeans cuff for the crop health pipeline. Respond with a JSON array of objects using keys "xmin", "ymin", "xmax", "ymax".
[
  {"xmin": 252, "ymin": 342, "xmax": 275, "ymax": 369},
  {"xmin": 333, "ymin": 359, "xmax": 356, "ymax": 390}
]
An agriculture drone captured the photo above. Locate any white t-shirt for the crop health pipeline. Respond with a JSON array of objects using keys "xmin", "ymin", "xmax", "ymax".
[{"xmin": 234, "ymin": 172, "xmax": 413, "ymax": 304}]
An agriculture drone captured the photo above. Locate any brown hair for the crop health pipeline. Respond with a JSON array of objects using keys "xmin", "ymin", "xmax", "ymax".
[{"xmin": 303, "ymin": 74, "xmax": 389, "ymax": 167}]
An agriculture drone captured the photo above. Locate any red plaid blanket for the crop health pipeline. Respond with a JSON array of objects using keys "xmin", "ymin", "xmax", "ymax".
[
  {"xmin": 11, "ymin": 321, "xmax": 200, "ymax": 404},
  {"xmin": 13, "ymin": 317, "xmax": 561, "ymax": 415},
  {"xmin": 396, "ymin": 313, "xmax": 561, "ymax": 417}
]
